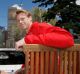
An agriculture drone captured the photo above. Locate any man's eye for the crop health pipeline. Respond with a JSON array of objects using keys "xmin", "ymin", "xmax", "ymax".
[
  {"xmin": 21, "ymin": 18, "xmax": 24, "ymax": 21},
  {"xmin": 17, "ymin": 18, "xmax": 24, "ymax": 23}
]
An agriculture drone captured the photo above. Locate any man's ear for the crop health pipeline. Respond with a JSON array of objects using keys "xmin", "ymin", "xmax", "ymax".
[{"xmin": 29, "ymin": 16, "xmax": 32, "ymax": 21}]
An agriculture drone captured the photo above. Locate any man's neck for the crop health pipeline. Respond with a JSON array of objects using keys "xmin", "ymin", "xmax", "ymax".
[{"xmin": 26, "ymin": 22, "xmax": 32, "ymax": 33}]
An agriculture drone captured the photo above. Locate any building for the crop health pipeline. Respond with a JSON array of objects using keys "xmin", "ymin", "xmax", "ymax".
[
  {"xmin": 0, "ymin": 26, "xmax": 5, "ymax": 47},
  {"xmin": 7, "ymin": 4, "xmax": 23, "ymax": 48}
]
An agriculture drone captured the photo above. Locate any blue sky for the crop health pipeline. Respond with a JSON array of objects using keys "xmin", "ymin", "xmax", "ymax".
[
  {"xmin": 0, "ymin": 0, "xmax": 39, "ymax": 29},
  {"xmin": 0, "ymin": 0, "xmax": 80, "ymax": 29}
]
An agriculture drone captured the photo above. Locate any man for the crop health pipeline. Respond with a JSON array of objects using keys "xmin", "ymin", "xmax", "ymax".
[
  {"xmin": 15, "ymin": 9, "xmax": 74, "ymax": 50},
  {"xmin": 15, "ymin": 9, "xmax": 74, "ymax": 74}
]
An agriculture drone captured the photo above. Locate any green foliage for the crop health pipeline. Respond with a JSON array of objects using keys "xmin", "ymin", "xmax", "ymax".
[
  {"xmin": 32, "ymin": 7, "xmax": 41, "ymax": 22},
  {"xmin": 49, "ymin": 19, "xmax": 57, "ymax": 26},
  {"xmin": 32, "ymin": 7, "xmax": 46, "ymax": 22},
  {"xmin": 32, "ymin": 0, "xmax": 80, "ymax": 32},
  {"xmin": 64, "ymin": 21, "xmax": 75, "ymax": 29}
]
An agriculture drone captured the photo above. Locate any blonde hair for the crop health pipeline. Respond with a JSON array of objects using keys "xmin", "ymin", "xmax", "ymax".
[{"xmin": 16, "ymin": 9, "xmax": 32, "ymax": 18}]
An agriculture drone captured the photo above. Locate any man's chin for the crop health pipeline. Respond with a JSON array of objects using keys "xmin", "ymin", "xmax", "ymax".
[{"xmin": 19, "ymin": 27, "xmax": 25, "ymax": 30}]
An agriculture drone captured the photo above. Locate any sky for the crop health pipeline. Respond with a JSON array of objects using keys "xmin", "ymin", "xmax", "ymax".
[
  {"xmin": 0, "ymin": 0, "xmax": 39, "ymax": 29},
  {"xmin": 0, "ymin": 0, "xmax": 80, "ymax": 29}
]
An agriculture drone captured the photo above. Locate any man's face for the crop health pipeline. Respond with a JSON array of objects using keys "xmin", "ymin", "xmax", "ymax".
[{"xmin": 16, "ymin": 12, "xmax": 32, "ymax": 30}]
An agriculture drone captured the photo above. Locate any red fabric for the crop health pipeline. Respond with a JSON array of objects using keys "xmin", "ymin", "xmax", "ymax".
[{"xmin": 24, "ymin": 22, "xmax": 74, "ymax": 48}]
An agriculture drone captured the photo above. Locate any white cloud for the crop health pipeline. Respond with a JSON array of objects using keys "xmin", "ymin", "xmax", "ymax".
[
  {"xmin": 76, "ymin": 0, "xmax": 80, "ymax": 5},
  {"xmin": 11, "ymin": 4, "xmax": 23, "ymax": 10},
  {"xmin": 54, "ymin": 0, "xmax": 57, "ymax": 2}
]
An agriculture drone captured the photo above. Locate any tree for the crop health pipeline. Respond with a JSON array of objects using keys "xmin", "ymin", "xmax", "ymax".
[
  {"xmin": 32, "ymin": 7, "xmax": 45, "ymax": 22},
  {"xmin": 32, "ymin": 0, "xmax": 80, "ymax": 29}
]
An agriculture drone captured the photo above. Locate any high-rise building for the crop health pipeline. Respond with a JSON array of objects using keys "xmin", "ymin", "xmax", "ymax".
[
  {"xmin": 0, "ymin": 26, "xmax": 5, "ymax": 47},
  {"xmin": 7, "ymin": 4, "xmax": 23, "ymax": 48}
]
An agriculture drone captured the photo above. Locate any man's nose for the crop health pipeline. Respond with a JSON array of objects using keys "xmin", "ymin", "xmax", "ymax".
[{"xmin": 19, "ymin": 20, "xmax": 23, "ymax": 24}]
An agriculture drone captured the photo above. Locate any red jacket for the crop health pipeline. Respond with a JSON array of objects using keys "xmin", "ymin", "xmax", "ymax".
[{"xmin": 24, "ymin": 22, "xmax": 74, "ymax": 48}]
